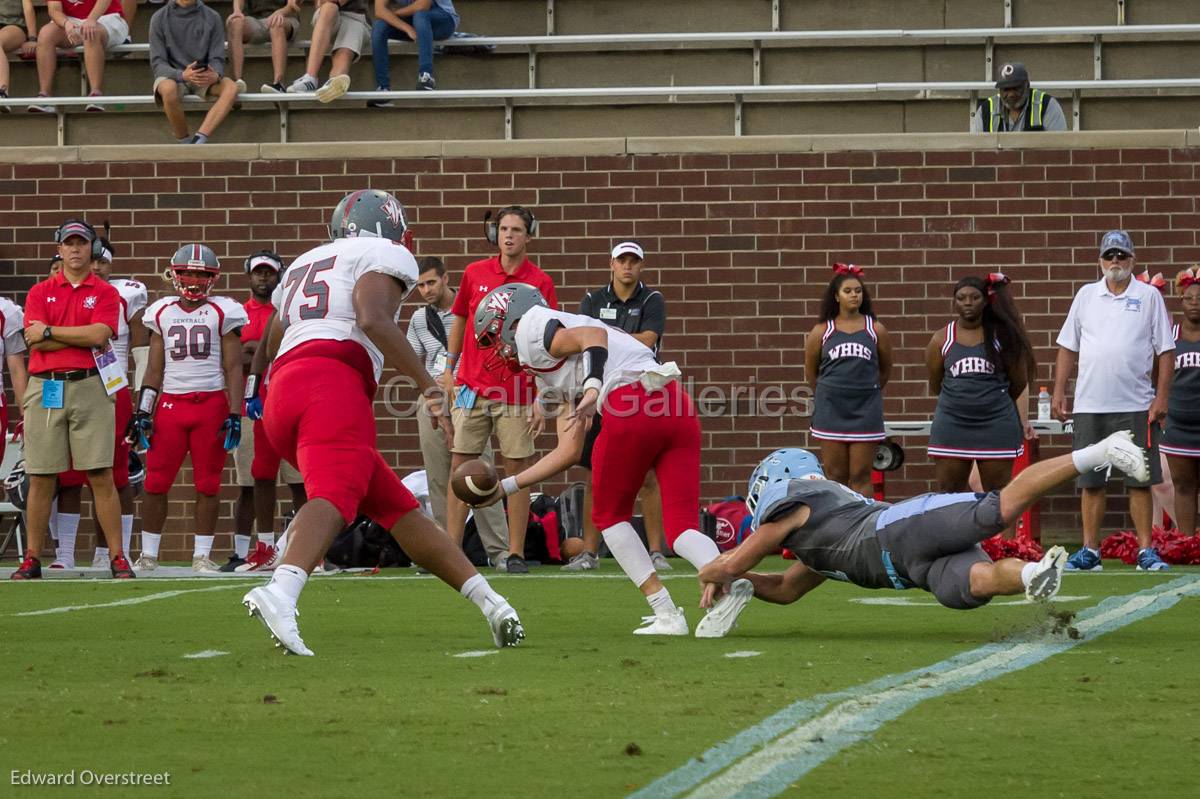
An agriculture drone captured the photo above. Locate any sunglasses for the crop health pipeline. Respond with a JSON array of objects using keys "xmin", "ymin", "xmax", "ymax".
[{"xmin": 1102, "ymin": 251, "xmax": 1131, "ymax": 262}]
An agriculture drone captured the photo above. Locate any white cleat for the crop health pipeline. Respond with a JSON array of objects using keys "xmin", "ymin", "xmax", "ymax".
[
  {"xmin": 242, "ymin": 585, "xmax": 313, "ymax": 656},
  {"xmin": 695, "ymin": 578, "xmax": 754, "ymax": 638},
  {"xmin": 1026, "ymin": 545, "xmax": 1067, "ymax": 602},
  {"xmin": 1101, "ymin": 430, "xmax": 1150, "ymax": 482},
  {"xmin": 633, "ymin": 607, "xmax": 689, "ymax": 636},
  {"xmin": 192, "ymin": 555, "xmax": 221, "ymax": 574},
  {"xmin": 133, "ymin": 554, "xmax": 158, "ymax": 572},
  {"xmin": 486, "ymin": 599, "xmax": 526, "ymax": 647}
]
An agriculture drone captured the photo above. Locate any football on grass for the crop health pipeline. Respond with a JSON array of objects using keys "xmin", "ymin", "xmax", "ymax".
[{"xmin": 451, "ymin": 459, "xmax": 500, "ymax": 505}]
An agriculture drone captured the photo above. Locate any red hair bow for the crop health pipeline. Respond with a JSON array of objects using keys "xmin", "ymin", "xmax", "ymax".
[
  {"xmin": 1136, "ymin": 271, "xmax": 1167, "ymax": 294},
  {"xmin": 1180, "ymin": 269, "xmax": 1200, "ymax": 290},
  {"xmin": 985, "ymin": 272, "xmax": 1010, "ymax": 302},
  {"xmin": 833, "ymin": 263, "xmax": 864, "ymax": 277}
]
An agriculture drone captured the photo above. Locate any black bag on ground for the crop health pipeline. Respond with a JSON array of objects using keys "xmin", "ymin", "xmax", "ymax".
[
  {"xmin": 461, "ymin": 515, "xmax": 491, "ymax": 567},
  {"xmin": 326, "ymin": 515, "xmax": 411, "ymax": 568}
]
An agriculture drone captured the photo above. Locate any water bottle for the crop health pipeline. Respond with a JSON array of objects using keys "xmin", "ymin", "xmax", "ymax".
[{"xmin": 1037, "ymin": 386, "xmax": 1051, "ymax": 422}]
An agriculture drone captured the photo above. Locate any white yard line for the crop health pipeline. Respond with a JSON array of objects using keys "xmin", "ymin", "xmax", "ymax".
[{"xmin": 11, "ymin": 584, "xmax": 247, "ymax": 616}]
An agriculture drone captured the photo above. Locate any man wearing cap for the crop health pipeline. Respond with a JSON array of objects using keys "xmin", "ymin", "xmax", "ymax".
[
  {"xmin": 971, "ymin": 61, "xmax": 1067, "ymax": 132},
  {"xmin": 12, "ymin": 219, "xmax": 132, "ymax": 579},
  {"xmin": 1052, "ymin": 230, "xmax": 1175, "ymax": 572},
  {"xmin": 564, "ymin": 240, "xmax": 670, "ymax": 571},
  {"xmin": 227, "ymin": 249, "xmax": 306, "ymax": 572}
]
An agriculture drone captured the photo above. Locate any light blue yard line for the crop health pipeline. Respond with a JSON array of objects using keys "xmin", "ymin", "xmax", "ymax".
[{"xmin": 633, "ymin": 575, "xmax": 1200, "ymax": 799}]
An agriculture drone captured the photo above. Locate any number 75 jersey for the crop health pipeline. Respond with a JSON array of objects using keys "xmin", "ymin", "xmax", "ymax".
[
  {"xmin": 272, "ymin": 237, "xmax": 420, "ymax": 382},
  {"xmin": 144, "ymin": 295, "xmax": 249, "ymax": 393}
]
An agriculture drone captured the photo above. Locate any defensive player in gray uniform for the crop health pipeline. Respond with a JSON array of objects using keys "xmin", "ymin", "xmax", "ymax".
[
  {"xmin": 693, "ymin": 433, "xmax": 1150, "ymax": 636},
  {"xmin": 1162, "ymin": 268, "xmax": 1200, "ymax": 535}
]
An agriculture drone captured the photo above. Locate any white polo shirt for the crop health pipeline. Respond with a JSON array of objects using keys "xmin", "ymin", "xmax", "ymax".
[{"xmin": 1057, "ymin": 276, "xmax": 1174, "ymax": 412}]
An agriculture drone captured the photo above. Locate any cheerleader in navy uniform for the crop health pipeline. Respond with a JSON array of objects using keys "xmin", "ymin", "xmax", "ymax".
[
  {"xmin": 804, "ymin": 263, "xmax": 893, "ymax": 495},
  {"xmin": 1162, "ymin": 268, "xmax": 1200, "ymax": 534},
  {"xmin": 925, "ymin": 273, "xmax": 1036, "ymax": 493}
]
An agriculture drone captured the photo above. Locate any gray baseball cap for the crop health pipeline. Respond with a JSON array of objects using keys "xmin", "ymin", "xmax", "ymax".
[{"xmin": 1099, "ymin": 230, "xmax": 1135, "ymax": 257}]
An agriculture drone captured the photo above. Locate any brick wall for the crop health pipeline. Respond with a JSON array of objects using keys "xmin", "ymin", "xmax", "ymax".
[{"xmin": 1, "ymin": 139, "xmax": 1195, "ymax": 558}]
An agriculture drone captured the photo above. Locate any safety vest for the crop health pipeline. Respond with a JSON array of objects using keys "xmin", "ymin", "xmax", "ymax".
[{"xmin": 979, "ymin": 89, "xmax": 1052, "ymax": 132}]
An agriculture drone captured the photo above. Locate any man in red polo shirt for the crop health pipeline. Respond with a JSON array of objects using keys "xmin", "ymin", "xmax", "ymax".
[
  {"xmin": 438, "ymin": 205, "xmax": 558, "ymax": 573},
  {"xmin": 12, "ymin": 218, "xmax": 133, "ymax": 580}
]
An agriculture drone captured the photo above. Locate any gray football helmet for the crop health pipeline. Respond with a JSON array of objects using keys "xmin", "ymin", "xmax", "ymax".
[
  {"xmin": 329, "ymin": 189, "xmax": 413, "ymax": 248},
  {"xmin": 169, "ymin": 243, "xmax": 221, "ymax": 301},
  {"xmin": 473, "ymin": 283, "xmax": 548, "ymax": 372}
]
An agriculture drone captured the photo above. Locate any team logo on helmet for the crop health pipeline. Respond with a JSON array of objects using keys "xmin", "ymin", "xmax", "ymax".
[
  {"xmin": 380, "ymin": 196, "xmax": 404, "ymax": 229},
  {"xmin": 1001, "ymin": 63, "xmax": 1014, "ymax": 79},
  {"xmin": 484, "ymin": 289, "xmax": 513, "ymax": 315}
]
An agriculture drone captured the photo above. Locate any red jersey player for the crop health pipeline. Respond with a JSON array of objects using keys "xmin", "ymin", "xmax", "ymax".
[
  {"xmin": 241, "ymin": 189, "xmax": 524, "ymax": 656},
  {"xmin": 128, "ymin": 244, "xmax": 247, "ymax": 573}
]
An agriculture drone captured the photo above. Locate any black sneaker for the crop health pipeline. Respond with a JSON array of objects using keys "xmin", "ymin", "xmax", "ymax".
[
  {"xmin": 220, "ymin": 554, "xmax": 247, "ymax": 573},
  {"xmin": 505, "ymin": 555, "xmax": 529, "ymax": 574},
  {"xmin": 367, "ymin": 87, "xmax": 394, "ymax": 108},
  {"xmin": 261, "ymin": 82, "xmax": 285, "ymax": 94},
  {"xmin": 10, "ymin": 555, "xmax": 41, "ymax": 580},
  {"xmin": 417, "ymin": 72, "xmax": 436, "ymax": 91},
  {"xmin": 110, "ymin": 554, "xmax": 136, "ymax": 579}
]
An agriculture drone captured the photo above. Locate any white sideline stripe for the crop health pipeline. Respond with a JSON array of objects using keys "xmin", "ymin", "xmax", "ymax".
[
  {"xmin": 851, "ymin": 594, "xmax": 1091, "ymax": 607},
  {"xmin": 453, "ymin": 650, "xmax": 499, "ymax": 658},
  {"xmin": 723, "ymin": 651, "xmax": 762, "ymax": 659},
  {"xmin": 183, "ymin": 650, "xmax": 229, "ymax": 659},
  {"xmin": 633, "ymin": 575, "xmax": 1200, "ymax": 799},
  {"xmin": 11, "ymin": 584, "xmax": 245, "ymax": 616},
  {"xmin": 0, "ymin": 571, "xmax": 705, "ymax": 585}
]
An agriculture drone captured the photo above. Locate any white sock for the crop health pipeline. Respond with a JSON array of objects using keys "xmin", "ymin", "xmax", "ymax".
[
  {"xmin": 273, "ymin": 531, "xmax": 287, "ymax": 554},
  {"xmin": 259, "ymin": 532, "xmax": 276, "ymax": 548},
  {"xmin": 234, "ymin": 534, "xmax": 252, "ymax": 558},
  {"xmin": 1071, "ymin": 439, "xmax": 1111, "ymax": 473},
  {"xmin": 1020, "ymin": 561, "xmax": 1038, "ymax": 588},
  {"xmin": 121, "ymin": 515, "xmax": 133, "ymax": 556},
  {"xmin": 601, "ymin": 521, "xmax": 656, "ymax": 587},
  {"xmin": 193, "ymin": 535, "xmax": 215, "ymax": 558},
  {"xmin": 141, "ymin": 532, "xmax": 162, "ymax": 558},
  {"xmin": 48, "ymin": 497, "xmax": 59, "ymax": 539},
  {"xmin": 269, "ymin": 564, "xmax": 308, "ymax": 604},
  {"xmin": 56, "ymin": 513, "xmax": 80, "ymax": 565},
  {"xmin": 94, "ymin": 547, "xmax": 109, "ymax": 560},
  {"xmin": 646, "ymin": 587, "xmax": 675, "ymax": 616},
  {"xmin": 672, "ymin": 529, "xmax": 721, "ymax": 570},
  {"xmin": 304, "ymin": 73, "xmax": 316, "ymax": 84},
  {"xmin": 460, "ymin": 573, "xmax": 505, "ymax": 613}
]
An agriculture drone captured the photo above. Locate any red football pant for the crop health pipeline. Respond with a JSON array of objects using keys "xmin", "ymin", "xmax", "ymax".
[
  {"xmin": 264, "ymin": 349, "xmax": 417, "ymax": 529},
  {"xmin": 59, "ymin": 386, "xmax": 133, "ymax": 490},
  {"xmin": 144, "ymin": 391, "xmax": 229, "ymax": 496},
  {"xmin": 590, "ymin": 380, "xmax": 701, "ymax": 546},
  {"xmin": 251, "ymin": 418, "xmax": 291, "ymax": 481}
]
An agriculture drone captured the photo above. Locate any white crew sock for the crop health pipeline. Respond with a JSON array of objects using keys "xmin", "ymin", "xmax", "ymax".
[
  {"xmin": 269, "ymin": 564, "xmax": 308, "ymax": 604},
  {"xmin": 672, "ymin": 529, "xmax": 721, "ymax": 570},
  {"xmin": 601, "ymin": 521, "xmax": 656, "ymax": 587},
  {"xmin": 1020, "ymin": 561, "xmax": 1038, "ymax": 588},
  {"xmin": 460, "ymin": 573, "xmax": 505, "ymax": 613},
  {"xmin": 273, "ymin": 531, "xmax": 287, "ymax": 554},
  {"xmin": 1072, "ymin": 439, "xmax": 1112, "ymax": 473},
  {"xmin": 234, "ymin": 534, "xmax": 252, "ymax": 559},
  {"xmin": 48, "ymin": 497, "xmax": 59, "ymax": 540},
  {"xmin": 56, "ymin": 513, "xmax": 80, "ymax": 566},
  {"xmin": 646, "ymin": 586, "xmax": 676, "ymax": 616},
  {"xmin": 141, "ymin": 532, "xmax": 162, "ymax": 558},
  {"xmin": 94, "ymin": 547, "xmax": 109, "ymax": 562},
  {"xmin": 259, "ymin": 532, "xmax": 276, "ymax": 548},
  {"xmin": 121, "ymin": 515, "xmax": 133, "ymax": 557},
  {"xmin": 193, "ymin": 535, "xmax": 215, "ymax": 558}
]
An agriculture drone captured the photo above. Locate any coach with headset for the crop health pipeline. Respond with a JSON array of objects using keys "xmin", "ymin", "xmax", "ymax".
[{"xmin": 11, "ymin": 219, "xmax": 132, "ymax": 579}]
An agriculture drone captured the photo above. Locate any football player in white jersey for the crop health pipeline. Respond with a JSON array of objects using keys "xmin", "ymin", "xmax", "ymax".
[
  {"xmin": 470, "ymin": 283, "xmax": 750, "ymax": 637},
  {"xmin": 51, "ymin": 236, "xmax": 149, "ymax": 570},
  {"xmin": 241, "ymin": 189, "xmax": 524, "ymax": 657},
  {"xmin": 129, "ymin": 244, "xmax": 248, "ymax": 573}
]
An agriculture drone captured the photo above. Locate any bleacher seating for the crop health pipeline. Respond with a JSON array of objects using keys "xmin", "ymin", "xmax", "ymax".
[{"xmin": 0, "ymin": 0, "xmax": 1198, "ymax": 144}]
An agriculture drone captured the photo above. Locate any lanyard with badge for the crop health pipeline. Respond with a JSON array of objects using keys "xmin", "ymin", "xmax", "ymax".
[{"xmin": 42, "ymin": 378, "xmax": 64, "ymax": 409}]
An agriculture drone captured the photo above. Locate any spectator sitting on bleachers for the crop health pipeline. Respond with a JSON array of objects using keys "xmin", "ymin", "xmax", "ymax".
[
  {"xmin": 149, "ymin": 0, "xmax": 239, "ymax": 144},
  {"xmin": 0, "ymin": 0, "xmax": 38, "ymax": 109},
  {"xmin": 226, "ymin": 0, "xmax": 300, "ymax": 94},
  {"xmin": 971, "ymin": 61, "xmax": 1067, "ymax": 133},
  {"xmin": 28, "ymin": 0, "xmax": 130, "ymax": 113},
  {"xmin": 368, "ymin": 0, "xmax": 458, "ymax": 103},
  {"xmin": 286, "ymin": 0, "xmax": 369, "ymax": 103}
]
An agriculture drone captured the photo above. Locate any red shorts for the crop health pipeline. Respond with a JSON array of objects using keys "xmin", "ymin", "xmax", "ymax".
[
  {"xmin": 264, "ymin": 341, "xmax": 417, "ymax": 529},
  {"xmin": 144, "ymin": 390, "xmax": 229, "ymax": 496},
  {"xmin": 59, "ymin": 386, "xmax": 133, "ymax": 490},
  {"xmin": 590, "ymin": 380, "xmax": 701, "ymax": 546}
]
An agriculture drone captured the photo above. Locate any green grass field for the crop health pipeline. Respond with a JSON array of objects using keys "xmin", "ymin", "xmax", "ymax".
[{"xmin": 2, "ymin": 560, "xmax": 1198, "ymax": 798}]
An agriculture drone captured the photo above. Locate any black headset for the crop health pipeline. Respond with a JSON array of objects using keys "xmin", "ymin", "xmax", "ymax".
[
  {"xmin": 243, "ymin": 249, "xmax": 283, "ymax": 273},
  {"xmin": 53, "ymin": 218, "xmax": 104, "ymax": 260},
  {"xmin": 484, "ymin": 205, "xmax": 538, "ymax": 244}
]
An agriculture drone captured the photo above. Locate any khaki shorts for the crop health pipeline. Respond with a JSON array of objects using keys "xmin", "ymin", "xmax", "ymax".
[
  {"xmin": 313, "ymin": 9, "xmax": 368, "ymax": 57},
  {"xmin": 233, "ymin": 417, "xmax": 303, "ymax": 487},
  {"xmin": 23, "ymin": 374, "xmax": 116, "ymax": 475},
  {"xmin": 153, "ymin": 75, "xmax": 219, "ymax": 103},
  {"xmin": 451, "ymin": 397, "xmax": 536, "ymax": 460},
  {"xmin": 244, "ymin": 15, "xmax": 300, "ymax": 44}
]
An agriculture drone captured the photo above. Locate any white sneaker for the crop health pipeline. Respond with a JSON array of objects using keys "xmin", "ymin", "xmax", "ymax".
[
  {"xmin": 91, "ymin": 552, "xmax": 110, "ymax": 570},
  {"xmin": 1102, "ymin": 430, "xmax": 1150, "ymax": 482},
  {"xmin": 560, "ymin": 551, "xmax": 597, "ymax": 571},
  {"xmin": 192, "ymin": 554, "xmax": 221, "ymax": 574},
  {"xmin": 485, "ymin": 599, "xmax": 525, "ymax": 647},
  {"xmin": 286, "ymin": 75, "xmax": 317, "ymax": 94},
  {"xmin": 695, "ymin": 578, "xmax": 754, "ymax": 638},
  {"xmin": 1025, "ymin": 546, "xmax": 1067, "ymax": 602},
  {"xmin": 649, "ymin": 551, "xmax": 673, "ymax": 571},
  {"xmin": 242, "ymin": 585, "xmax": 313, "ymax": 656},
  {"xmin": 633, "ymin": 607, "xmax": 688, "ymax": 636},
  {"xmin": 49, "ymin": 558, "xmax": 74, "ymax": 569},
  {"xmin": 133, "ymin": 553, "xmax": 158, "ymax": 572},
  {"xmin": 316, "ymin": 74, "xmax": 350, "ymax": 103},
  {"xmin": 234, "ymin": 78, "xmax": 246, "ymax": 94}
]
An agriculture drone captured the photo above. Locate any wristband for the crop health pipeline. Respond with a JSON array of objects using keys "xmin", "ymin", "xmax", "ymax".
[
  {"xmin": 137, "ymin": 386, "xmax": 159, "ymax": 414},
  {"xmin": 244, "ymin": 373, "xmax": 260, "ymax": 401},
  {"xmin": 500, "ymin": 476, "xmax": 520, "ymax": 496},
  {"xmin": 582, "ymin": 377, "xmax": 603, "ymax": 395},
  {"xmin": 445, "ymin": 353, "xmax": 458, "ymax": 365}
]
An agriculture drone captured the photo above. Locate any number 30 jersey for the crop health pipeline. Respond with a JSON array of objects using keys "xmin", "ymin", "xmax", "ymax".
[
  {"xmin": 144, "ymin": 295, "xmax": 249, "ymax": 394},
  {"xmin": 271, "ymin": 236, "xmax": 420, "ymax": 381}
]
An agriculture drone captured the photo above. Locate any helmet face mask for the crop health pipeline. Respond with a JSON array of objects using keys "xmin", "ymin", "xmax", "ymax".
[
  {"xmin": 168, "ymin": 244, "xmax": 221, "ymax": 302},
  {"xmin": 472, "ymin": 284, "xmax": 548, "ymax": 375},
  {"xmin": 745, "ymin": 448, "xmax": 824, "ymax": 520}
]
